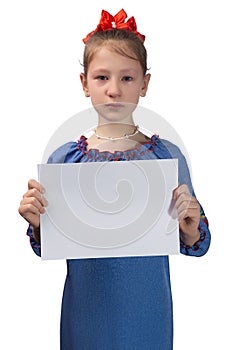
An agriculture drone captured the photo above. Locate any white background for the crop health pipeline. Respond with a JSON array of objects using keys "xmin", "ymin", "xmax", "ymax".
[{"xmin": 1, "ymin": 1, "xmax": 232, "ymax": 349}]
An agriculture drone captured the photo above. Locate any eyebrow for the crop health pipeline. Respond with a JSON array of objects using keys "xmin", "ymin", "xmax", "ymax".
[{"xmin": 91, "ymin": 68, "xmax": 139, "ymax": 75}]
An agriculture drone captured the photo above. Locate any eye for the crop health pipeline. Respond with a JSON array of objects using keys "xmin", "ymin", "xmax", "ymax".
[
  {"xmin": 122, "ymin": 76, "xmax": 133, "ymax": 82},
  {"xmin": 96, "ymin": 75, "xmax": 108, "ymax": 81}
]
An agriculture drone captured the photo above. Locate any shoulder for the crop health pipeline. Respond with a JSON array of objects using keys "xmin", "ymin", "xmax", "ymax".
[
  {"xmin": 47, "ymin": 140, "xmax": 85, "ymax": 164},
  {"xmin": 159, "ymin": 138, "xmax": 184, "ymax": 158},
  {"xmin": 149, "ymin": 135, "xmax": 185, "ymax": 160},
  {"xmin": 156, "ymin": 137, "xmax": 193, "ymax": 192},
  {"xmin": 158, "ymin": 138, "xmax": 190, "ymax": 169}
]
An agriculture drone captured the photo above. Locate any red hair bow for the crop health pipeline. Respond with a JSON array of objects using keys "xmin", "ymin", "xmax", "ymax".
[{"xmin": 82, "ymin": 9, "xmax": 145, "ymax": 43}]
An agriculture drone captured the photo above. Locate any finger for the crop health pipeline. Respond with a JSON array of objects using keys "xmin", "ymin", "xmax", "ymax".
[
  {"xmin": 20, "ymin": 196, "xmax": 47, "ymax": 213},
  {"xmin": 18, "ymin": 205, "xmax": 40, "ymax": 228},
  {"xmin": 19, "ymin": 203, "xmax": 41, "ymax": 217},
  {"xmin": 177, "ymin": 184, "xmax": 190, "ymax": 196},
  {"xmin": 176, "ymin": 197, "xmax": 199, "ymax": 214},
  {"xmin": 175, "ymin": 194, "xmax": 197, "ymax": 212},
  {"xmin": 23, "ymin": 188, "xmax": 48, "ymax": 207},
  {"xmin": 177, "ymin": 203, "xmax": 200, "ymax": 221},
  {"xmin": 20, "ymin": 196, "xmax": 46, "ymax": 215},
  {"xmin": 173, "ymin": 184, "xmax": 190, "ymax": 201},
  {"xmin": 28, "ymin": 179, "xmax": 45, "ymax": 194}
]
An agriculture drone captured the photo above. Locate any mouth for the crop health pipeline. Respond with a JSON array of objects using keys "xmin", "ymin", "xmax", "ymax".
[{"xmin": 104, "ymin": 103, "xmax": 125, "ymax": 108}]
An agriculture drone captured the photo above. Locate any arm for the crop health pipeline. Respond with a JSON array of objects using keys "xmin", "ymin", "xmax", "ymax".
[
  {"xmin": 18, "ymin": 179, "xmax": 48, "ymax": 254},
  {"xmin": 175, "ymin": 175, "xmax": 211, "ymax": 257},
  {"xmin": 173, "ymin": 184, "xmax": 201, "ymax": 246},
  {"xmin": 162, "ymin": 139, "xmax": 211, "ymax": 256}
]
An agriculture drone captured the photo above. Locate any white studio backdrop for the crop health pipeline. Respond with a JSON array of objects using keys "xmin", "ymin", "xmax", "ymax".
[{"xmin": 1, "ymin": 0, "xmax": 232, "ymax": 349}]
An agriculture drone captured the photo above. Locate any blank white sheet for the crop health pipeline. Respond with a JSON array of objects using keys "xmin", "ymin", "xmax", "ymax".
[{"xmin": 38, "ymin": 159, "xmax": 179, "ymax": 260}]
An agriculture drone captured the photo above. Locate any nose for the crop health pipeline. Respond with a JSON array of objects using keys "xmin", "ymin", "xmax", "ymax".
[{"xmin": 106, "ymin": 78, "xmax": 121, "ymax": 98}]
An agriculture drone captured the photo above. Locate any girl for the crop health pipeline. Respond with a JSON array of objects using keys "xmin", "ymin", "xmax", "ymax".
[{"xmin": 19, "ymin": 9, "xmax": 211, "ymax": 350}]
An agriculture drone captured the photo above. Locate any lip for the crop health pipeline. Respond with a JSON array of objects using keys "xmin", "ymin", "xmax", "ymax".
[{"xmin": 104, "ymin": 103, "xmax": 125, "ymax": 108}]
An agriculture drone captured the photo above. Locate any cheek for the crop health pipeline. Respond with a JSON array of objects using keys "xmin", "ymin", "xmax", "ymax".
[
  {"xmin": 88, "ymin": 81, "xmax": 104, "ymax": 93},
  {"xmin": 89, "ymin": 87, "xmax": 103, "ymax": 97},
  {"xmin": 125, "ymin": 86, "xmax": 141, "ymax": 100},
  {"xmin": 89, "ymin": 88, "xmax": 104, "ymax": 105}
]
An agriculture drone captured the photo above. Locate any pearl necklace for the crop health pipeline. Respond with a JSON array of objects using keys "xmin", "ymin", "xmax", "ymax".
[{"xmin": 94, "ymin": 125, "xmax": 139, "ymax": 141}]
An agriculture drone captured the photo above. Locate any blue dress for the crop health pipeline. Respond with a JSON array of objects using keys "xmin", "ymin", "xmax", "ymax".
[{"xmin": 27, "ymin": 135, "xmax": 211, "ymax": 350}]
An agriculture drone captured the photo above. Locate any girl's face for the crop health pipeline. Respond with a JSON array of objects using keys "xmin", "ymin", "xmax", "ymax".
[{"xmin": 80, "ymin": 46, "xmax": 150, "ymax": 108}]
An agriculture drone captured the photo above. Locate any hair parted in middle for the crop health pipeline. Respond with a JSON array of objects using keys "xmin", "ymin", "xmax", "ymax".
[
  {"xmin": 82, "ymin": 29, "xmax": 148, "ymax": 77},
  {"xmin": 81, "ymin": 9, "xmax": 148, "ymax": 77}
]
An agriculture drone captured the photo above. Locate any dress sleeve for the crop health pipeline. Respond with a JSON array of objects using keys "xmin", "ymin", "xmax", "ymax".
[
  {"xmin": 27, "ymin": 141, "xmax": 84, "ymax": 257},
  {"xmin": 26, "ymin": 224, "xmax": 41, "ymax": 257},
  {"xmin": 180, "ymin": 203, "xmax": 211, "ymax": 257},
  {"xmin": 160, "ymin": 139, "xmax": 211, "ymax": 257}
]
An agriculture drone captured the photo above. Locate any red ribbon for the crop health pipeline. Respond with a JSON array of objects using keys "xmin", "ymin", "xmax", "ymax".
[{"xmin": 83, "ymin": 9, "xmax": 145, "ymax": 43}]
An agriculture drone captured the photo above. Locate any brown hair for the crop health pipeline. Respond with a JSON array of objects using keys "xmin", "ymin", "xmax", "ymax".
[{"xmin": 82, "ymin": 29, "xmax": 148, "ymax": 77}]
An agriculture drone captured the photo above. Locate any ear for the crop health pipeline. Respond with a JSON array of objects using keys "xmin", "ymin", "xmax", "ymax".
[
  {"xmin": 140, "ymin": 73, "xmax": 151, "ymax": 97},
  {"xmin": 80, "ymin": 73, "xmax": 90, "ymax": 97}
]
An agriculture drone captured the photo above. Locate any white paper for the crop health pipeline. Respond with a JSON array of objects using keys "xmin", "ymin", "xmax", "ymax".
[{"xmin": 38, "ymin": 159, "xmax": 179, "ymax": 260}]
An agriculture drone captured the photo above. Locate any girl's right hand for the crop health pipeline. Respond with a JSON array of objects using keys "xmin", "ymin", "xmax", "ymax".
[{"xmin": 18, "ymin": 179, "xmax": 48, "ymax": 229}]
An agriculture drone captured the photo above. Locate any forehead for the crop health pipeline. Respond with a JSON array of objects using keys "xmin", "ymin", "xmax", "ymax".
[
  {"xmin": 88, "ymin": 45, "xmax": 140, "ymax": 68},
  {"xmin": 95, "ymin": 39, "xmax": 136, "ymax": 54}
]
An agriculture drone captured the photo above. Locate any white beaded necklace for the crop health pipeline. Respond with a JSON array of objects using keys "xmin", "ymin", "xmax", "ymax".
[{"xmin": 94, "ymin": 125, "xmax": 139, "ymax": 141}]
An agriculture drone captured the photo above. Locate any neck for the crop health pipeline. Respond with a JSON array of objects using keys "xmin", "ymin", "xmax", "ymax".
[{"xmin": 95, "ymin": 123, "xmax": 137, "ymax": 138}]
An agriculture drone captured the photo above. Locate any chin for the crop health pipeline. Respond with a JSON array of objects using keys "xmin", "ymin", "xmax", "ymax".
[{"xmin": 94, "ymin": 102, "xmax": 138, "ymax": 123}]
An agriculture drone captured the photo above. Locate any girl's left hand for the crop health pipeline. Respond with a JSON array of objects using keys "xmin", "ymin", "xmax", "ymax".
[{"xmin": 173, "ymin": 184, "xmax": 201, "ymax": 246}]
